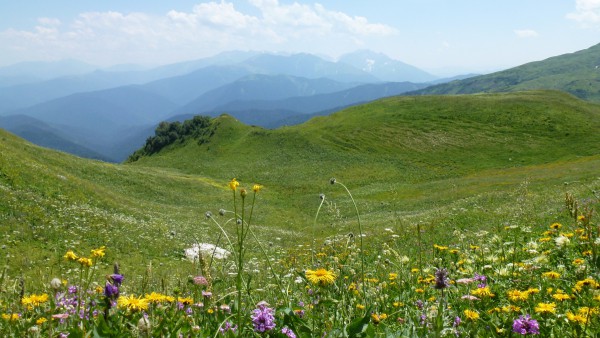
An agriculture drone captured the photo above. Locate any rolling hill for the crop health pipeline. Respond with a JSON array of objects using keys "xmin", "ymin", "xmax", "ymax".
[
  {"xmin": 413, "ymin": 42, "xmax": 600, "ymax": 102},
  {"xmin": 338, "ymin": 49, "xmax": 437, "ymax": 82},
  {"xmin": 1, "ymin": 89, "xmax": 599, "ymax": 285}
]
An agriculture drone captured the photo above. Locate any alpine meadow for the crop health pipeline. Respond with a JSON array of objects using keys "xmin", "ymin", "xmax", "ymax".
[{"xmin": 0, "ymin": 30, "xmax": 600, "ymax": 338}]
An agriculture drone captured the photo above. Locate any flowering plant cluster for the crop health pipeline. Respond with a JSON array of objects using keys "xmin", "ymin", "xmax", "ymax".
[{"xmin": 0, "ymin": 184, "xmax": 597, "ymax": 337}]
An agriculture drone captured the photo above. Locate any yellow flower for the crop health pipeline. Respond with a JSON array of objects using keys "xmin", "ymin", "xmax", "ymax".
[
  {"xmin": 229, "ymin": 178, "xmax": 239, "ymax": 191},
  {"xmin": 371, "ymin": 313, "xmax": 387, "ymax": 324},
  {"xmin": 393, "ymin": 302, "xmax": 403, "ymax": 307},
  {"xmin": 178, "ymin": 297, "xmax": 193, "ymax": 305},
  {"xmin": 411, "ymin": 268, "xmax": 420, "ymax": 273},
  {"xmin": 433, "ymin": 244, "xmax": 448, "ymax": 251},
  {"xmin": 77, "ymin": 257, "xmax": 93, "ymax": 267},
  {"xmin": 550, "ymin": 222, "xmax": 562, "ymax": 229},
  {"xmin": 91, "ymin": 246, "xmax": 106, "ymax": 258},
  {"xmin": 305, "ymin": 268, "xmax": 336, "ymax": 286},
  {"xmin": 63, "ymin": 250, "xmax": 78, "ymax": 261},
  {"xmin": 470, "ymin": 245, "xmax": 480, "ymax": 250},
  {"xmin": 538, "ymin": 237, "xmax": 551, "ymax": 243},
  {"xmin": 21, "ymin": 294, "xmax": 49, "ymax": 309},
  {"xmin": 552, "ymin": 290, "xmax": 572, "ymax": 301},
  {"xmin": 471, "ymin": 286, "xmax": 495, "ymax": 298},
  {"xmin": 542, "ymin": 271, "xmax": 561, "ymax": 279},
  {"xmin": 252, "ymin": 184, "xmax": 262, "ymax": 193},
  {"xmin": 574, "ymin": 278, "xmax": 599, "ymax": 292},
  {"xmin": 501, "ymin": 305, "xmax": 521, "ymax": 313},
  {"xmin": 36, "ymin": 317, "xmax": 47, "ymax": 325},
  {"xmin": 1, "ymin": 313, "xmax": 19, "ymax": 321},
  {"xmin": 534, "ymin": 302, "xmax": 556, "ymax": 314},
  {"xmin": 463, "ymin": 309, "xmax": 479, "ymax": 320},
  {"xmin": 389, "ymin": 273, "xmax": 398, "ymax": 281},
  {"xmin": 507, "ymin": 289, "xmax": 529, "ymax": 302},
  {"xmin": 356, "ymin": 304, "xmax": 365, "ymax": 310},
  {"xmin": 117, "ymin": 295, "xmax": 149, "ymax": 312},
  {"xmin": 415, "ymin": 288, "xmax": 425, "ymax": 294},
  {"xmin": 577, "ymin": 215, "xmax": 586, "ymax": 222},
  {"xmin": 145, "ymin": 292, "xmax": 169, "ymax": 303}
]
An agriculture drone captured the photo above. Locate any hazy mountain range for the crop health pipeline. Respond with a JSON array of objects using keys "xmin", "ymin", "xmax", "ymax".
[{"xmin": 1, "ymin": 42, "xmax": 599, "ymax": 162}]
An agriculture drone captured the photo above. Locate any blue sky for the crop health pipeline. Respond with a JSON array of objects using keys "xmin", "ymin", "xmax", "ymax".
[{"xmin": 1, "ymin": 0, "xmax": 598, "ymax": 75}]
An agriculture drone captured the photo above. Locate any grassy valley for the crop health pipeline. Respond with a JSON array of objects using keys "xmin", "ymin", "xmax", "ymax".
[{"xmin": 0, "ymin": 90, "xmax": 599, "ymax": 335}]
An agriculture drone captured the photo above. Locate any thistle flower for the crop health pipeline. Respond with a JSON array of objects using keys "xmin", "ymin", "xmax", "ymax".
[
  {"xmin": 193, "ymin": 276, "xmax": 209, "ymax": 286},
  {"xmin": 251, "ymin": 301, "xmax": 276, "ymax": 333},
  {"xmin": 434, "ymin": 268, "xmax": 450, "ymax": 289},
  {"xmin": 512, "ymin": 315, "xmax": 540, "ymax": 335}
]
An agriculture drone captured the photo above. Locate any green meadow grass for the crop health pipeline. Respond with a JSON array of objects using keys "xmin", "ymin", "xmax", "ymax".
[{"xmin": 0, "ymin": 90, "xmax": 599, "ymax": 336}]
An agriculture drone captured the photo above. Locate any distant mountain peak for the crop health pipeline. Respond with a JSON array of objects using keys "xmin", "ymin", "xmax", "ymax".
[{"xmin": 338, "ymin": 50, "xmax": 437, "ymax": 83}]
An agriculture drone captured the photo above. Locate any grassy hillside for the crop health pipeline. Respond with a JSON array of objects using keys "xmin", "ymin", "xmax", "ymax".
[
  {"xmin": 1, "ymin": 90, "xmax": 599, "ymax": 289},
  {"xmin": 414, "ymin": 42, "xmax": 600, "ymax": 102}
]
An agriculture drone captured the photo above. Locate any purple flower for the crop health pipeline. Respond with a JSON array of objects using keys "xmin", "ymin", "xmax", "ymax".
[
  {"xmin": 434, "ymin": 268, "xmax": 450, "ymax": 289},
  {"xmin": 201, "ymin": 290, "xmax": 212, "ymax": 298},
  {"xmin": 193, "ymin": 276, "xmax": 209, "ymax": 286},
  {"xmin": 453, "ymin": 316, "xmax": 461, "ymax": 327},
  {"xmin": 282, "ymin": 326, "xmax": 297, "ymax": 338},
  {"xmin": 251, "ymin": 301, "xmax": 276, "ymax": 333},
  {"xmin": 474, "ymin": 273, "xmax": 487, "ymax": 288},
  {"xmin": 512, "ymin": 315, "xmax": 540, "ymax": 335},
  {"xmin": 68, "ymin": 286, "xmax": 78, "ymax": 294},
  {"xmin": 104, "ymin": 282, "xmax": 119, "ymax": 299},
  {"xmin": 110, "ymin": 274, "xmax": 124, "ymax": 286},
  {"xmin": 415, "ymin": 300, "xmax": 424, "ymax": 310},
  {"xmin": 219, "ymin": 321, "xmax": 237, "ymax": 334}
]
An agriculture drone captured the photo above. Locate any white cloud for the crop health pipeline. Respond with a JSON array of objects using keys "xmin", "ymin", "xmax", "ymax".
[
  {"xmin": 0, "ymin": 1, "xmax": 397, "ymax": 66},
  {"xmin": 567, "ymin": 0, "xmax": 600, "ymax": 24},
  {"xmin": 514, "ymin": 29, "xmax": 539, "ymax": 38}
]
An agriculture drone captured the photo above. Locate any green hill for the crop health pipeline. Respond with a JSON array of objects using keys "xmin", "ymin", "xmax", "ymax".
[
  {"xmin": 1, "ymin": 90, "xmax": 599, "ymax": 286},
  {"xmin": 414, "ymin": 43, "xmax": 600, "ymax": 102}
]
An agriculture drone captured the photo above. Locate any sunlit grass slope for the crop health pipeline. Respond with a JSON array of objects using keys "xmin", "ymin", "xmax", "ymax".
[
  {"xmin": 1, "ymin": 90, "xmax": 599, "ymax": 288},
  {"xmin": 131, "ymin": 90, "xmax": 600, "ymax": 226}
]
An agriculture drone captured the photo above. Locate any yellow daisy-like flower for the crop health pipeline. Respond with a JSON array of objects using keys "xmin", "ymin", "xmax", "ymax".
[
  {"xmin": 550, "ymin": 222, "xmax": 562, "ymax": 229},
  {"xmin": 91, "ymin": 246, "xmax": 106, "ymax": 258},
  {"xmin": 356, "ymin": 304, "xmax": 365, "ymax": 310},
  {"xmin": 305, "ymin": 268, "xmax": 336, "ymax": 286},
  {"xmin": 252, "ymin": 184, "xmax": 262, "ymax": 193},
  {"xmin": 178, "ymin": 297, "xmax": 193, "ymax": 305},
  {"xmin": 63, "ymin": 250, "xmax": 78, "ymax": 261},
  {"xmin": 574, "ymin": 278, "xmax": 599, "ymax": 292},
  {"xmin": 389, "ymin": 273, "xmax": 398, "ymax": 281},
  {"xmin": 117, "ymin": 295, "xmax": 149, "ymax": 312},
  {"xmin": 534, "ymin": 302, "xmax": 557, "ymax": 314},
  {"xmin": 538, "ymin": 237, "xmax": 552, "ymax": 243},
  {"xmin": 229, "ymin": 178, "xmax": 239, "ymax": 191},
  {"xmin": 145, "ymin": 292, "xmax": 170, "ymax": 303},
  {"xmin": 552, "ymin": 290, "xmax": 572, "ymax": 302},
  {"xmin": 464, "ymin": 309, "xmax": 479, "ymax": 320},
  {"xmin": 507, "ymin": 289, "xmax": 529, "ymax": 302},
  {"xmin": 1, "ymin": 313, "xmax": 19, "ymax": 321},
  {"xmin": 371, "ymin": 313, "xmax": 388, "ymax": 324},
  {"xmin": 501, "ymin": 305, "xmax": 521, "ymax": 313},
  {"xmin": 573, "ymin": 258, "xmax": 585, "ymax": 266},
  {"xmin": 36, "ymin": 317, "xmax": 47, "ymax": 325},
  {"xmin": 433, "ymin": 244, "xmax": 448, "ymax": 251},
  {"xmin": 471, "ymin": 286, "xmax": 495, "ymax": 298},
  {"xmin": 77, "ymin": 257, "xmax": 93, "ymax": 267},
  {"xmin": 542, "ymin": 271, "xmax": 561, "ymax": 279},
  {"xmin": 21, "ymin": 294, "xmax": 49, "ymax": 309}
]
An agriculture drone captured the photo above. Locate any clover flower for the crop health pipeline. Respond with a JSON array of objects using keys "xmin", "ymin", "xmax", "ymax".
[
  {"xmin": 512, "ymin": 315, "xmax": 540, "ymax": 335},
  {"xmin": 251, "ymin": 301, "xmax": 276, "ymax": 333}
]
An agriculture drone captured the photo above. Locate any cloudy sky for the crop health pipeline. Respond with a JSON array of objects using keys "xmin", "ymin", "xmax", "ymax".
[{"xmin": 1, "ymin": 0, "xmax": 599, "ymax": 75}]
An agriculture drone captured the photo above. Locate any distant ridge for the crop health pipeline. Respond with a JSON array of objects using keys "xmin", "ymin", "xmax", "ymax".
[{"xmin": 412, "ymin": 42, "xmax": 600, "ymax": 102}]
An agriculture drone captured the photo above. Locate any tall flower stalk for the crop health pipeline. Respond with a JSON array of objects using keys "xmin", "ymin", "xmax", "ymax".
[
  {"xmin": 227, "ymin": 178, "xmax": 261, "ymax": 336},
  {"xmin": 330, "ymin": 178, "xmax": 366, "ymax": 299}
]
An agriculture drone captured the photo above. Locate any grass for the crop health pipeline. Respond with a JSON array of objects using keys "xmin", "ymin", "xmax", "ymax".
[{"xmin": 0, "ymin": 90, "xmax": 598, "ymax": 335}]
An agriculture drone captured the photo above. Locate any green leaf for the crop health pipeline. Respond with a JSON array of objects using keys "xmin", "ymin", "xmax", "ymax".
[{"xmin": 346, "ymin": 310, "xmax": 371, "ymax": 338}]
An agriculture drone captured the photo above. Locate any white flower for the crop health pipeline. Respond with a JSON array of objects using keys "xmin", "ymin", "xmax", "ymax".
[
  {"xmin": 555, "ymin": 235, "xmax": 570, "ymax": 248},
  {"xmin": 184, "ymin": 243, "xmax": 231, "ymax": 262}
]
